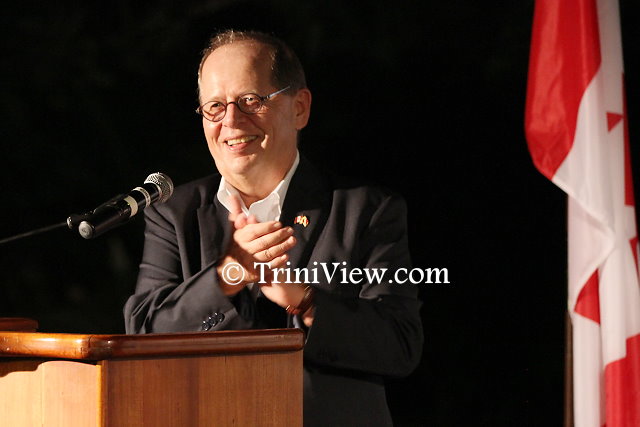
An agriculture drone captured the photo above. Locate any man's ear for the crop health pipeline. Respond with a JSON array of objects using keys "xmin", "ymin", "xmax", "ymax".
[{"xmin": 294, "ymin": 88, "xmax": 312, "ymax": 130}]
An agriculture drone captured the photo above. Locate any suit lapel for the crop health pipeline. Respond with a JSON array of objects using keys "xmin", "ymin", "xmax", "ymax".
[
  {"xmin": 196, "ymin": 188, "xmax": 233, "ymax": 268},
  {"xmin": 281, "ymin": 157, "xmax": 332, "ymax": 270}
]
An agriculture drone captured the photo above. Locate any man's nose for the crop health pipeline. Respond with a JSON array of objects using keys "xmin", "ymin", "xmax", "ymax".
[{"xmin": 221, "ymin": 102, "xmax": 244, "ymax": 127}]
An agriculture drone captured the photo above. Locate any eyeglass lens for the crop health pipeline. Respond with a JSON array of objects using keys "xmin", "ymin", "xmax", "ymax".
[{"xmin": 201, "ymin": 94, "xmax": 263, "ymax": 121}]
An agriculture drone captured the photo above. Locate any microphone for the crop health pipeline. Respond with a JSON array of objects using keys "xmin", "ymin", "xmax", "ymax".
[{"xmin": 69, "ymin": 172, "xmax": 174, "ymax": 239}]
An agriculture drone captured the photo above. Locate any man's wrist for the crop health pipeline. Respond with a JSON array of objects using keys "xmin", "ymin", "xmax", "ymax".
[{"xmin": 216, "ymin": 262, "xmax": 244, "ymax": 296}]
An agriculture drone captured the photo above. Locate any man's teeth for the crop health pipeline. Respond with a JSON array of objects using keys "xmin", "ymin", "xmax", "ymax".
[{"xmin": 226, "ymin": 136, "xmax": 256, "ymax": 146}]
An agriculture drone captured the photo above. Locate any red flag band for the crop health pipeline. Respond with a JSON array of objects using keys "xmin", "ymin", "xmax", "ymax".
[{"xmin": 525, "ymin": 1, "xmax": 640, "ymax": 426}]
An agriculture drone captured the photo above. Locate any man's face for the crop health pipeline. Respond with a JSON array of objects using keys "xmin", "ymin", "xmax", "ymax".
[{"xmin": 198, "ymin": 41, "xmax": 310, "ymax": 193}]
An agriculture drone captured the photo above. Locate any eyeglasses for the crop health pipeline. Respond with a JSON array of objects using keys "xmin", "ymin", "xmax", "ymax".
[{"xmin": 196, "ymin": 86, "xmax": 291, "ymax": 122}]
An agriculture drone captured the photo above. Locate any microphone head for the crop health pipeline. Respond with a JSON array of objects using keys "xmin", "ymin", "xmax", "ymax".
[{"xmin": 145, "ymin": 172, "xmax": 174, "ymax": 203}]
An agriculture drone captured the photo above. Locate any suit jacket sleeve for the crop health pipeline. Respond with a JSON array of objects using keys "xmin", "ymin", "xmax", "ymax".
[
  {"xmin": 123, "ymin": 177, "xmax": 253, "ymax": 334},
  {"xmin": 302, "ymin": 190, "xmax": 424, "ymax": 379}
]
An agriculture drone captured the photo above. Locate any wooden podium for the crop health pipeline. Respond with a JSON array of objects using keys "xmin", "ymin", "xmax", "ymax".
[{"xmin": 0, "ymin": 318, "xmax": 303, "ymax": 426}]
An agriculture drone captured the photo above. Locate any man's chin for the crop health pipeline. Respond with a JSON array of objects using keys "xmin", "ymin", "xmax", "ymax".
[{"xmin": 217, "ymin": 156, "xmax": 261, "ymax": 179}]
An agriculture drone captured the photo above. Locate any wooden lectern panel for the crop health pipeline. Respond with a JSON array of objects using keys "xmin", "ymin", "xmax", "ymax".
[
  {"xmin": 0, "ymin": 359, "xmax": 98, "ymax": 426},
  {"xmin": 101, "ymin": 351, "xmax": 301, "ymax": 426},
  {"xmin": 0, "ymin": 327, "xmax": 304, "ymax": 426}
]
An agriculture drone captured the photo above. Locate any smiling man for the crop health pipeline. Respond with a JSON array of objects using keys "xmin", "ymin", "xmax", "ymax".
[
  {"xmin": 124, "ymin": 30, "xmax": 423, "ymax": 426},
  {"xmin": 200, "ymin": 38, "xmax": 307, "ymax": 206}
]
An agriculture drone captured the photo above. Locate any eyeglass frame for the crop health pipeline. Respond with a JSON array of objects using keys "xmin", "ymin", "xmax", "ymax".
[{"xmin": 195, "ymin": 86, "xmax": 291, "ymax": 122}]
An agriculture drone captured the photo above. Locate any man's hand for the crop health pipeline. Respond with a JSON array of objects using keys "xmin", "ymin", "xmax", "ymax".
[
  {"xmin": 216, "ymin": 196, "xmax": 296, "ymax": 295},
  {"xmin": 259, "ymin": 281, "xmax": 315, "ymax": 326},
  {"xmin": 217, "ymin": 196, "xmax": 315, "ymax": 326}
]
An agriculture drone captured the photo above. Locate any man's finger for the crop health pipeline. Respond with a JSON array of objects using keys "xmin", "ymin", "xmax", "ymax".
[
  {"xmin": 237, "ymin": 221, "xmax": 284, "ymax": 242},
  {"xmin": 253, "ymin": 234, "xmax": 296, "ymax": 262},
  {"xmin": 268, "ymin": 253, "xmax": 289, "ymax": 269},
  {"xmin": 245, "ymin": 226, "xmax": 292, "ymax": 253},
  {"xmin": 234, "ymin": 214, "xmax": 248, "ymax": 229},
  {"xmin": 228, "ymin": 194, "xmax": 244, "ymax": 215}
]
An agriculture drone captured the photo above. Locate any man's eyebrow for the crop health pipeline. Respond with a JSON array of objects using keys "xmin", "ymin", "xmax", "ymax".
[{"xmin": 203, "ymin": 90, "xmax": 263, "ymax": 103}]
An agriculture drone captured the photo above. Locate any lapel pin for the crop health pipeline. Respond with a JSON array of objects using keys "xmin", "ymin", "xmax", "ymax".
[{"xmin": 294, "ymin": 215, "xmax": 309, "ymax": 227}]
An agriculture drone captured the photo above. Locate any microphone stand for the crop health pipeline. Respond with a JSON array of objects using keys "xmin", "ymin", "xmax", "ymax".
[
  {"xmin": 0, "ymin": 214, "xmax": 91, "ymax": 246},
  {"xmin": 1, "ymin": 173, "xmax": 173, "ymax": 245},
  {"xmin": 0, "ymin": 221, "xmax": 68, "ymax": 245}
]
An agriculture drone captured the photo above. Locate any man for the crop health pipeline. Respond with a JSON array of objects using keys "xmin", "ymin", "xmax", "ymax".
[{"xmin": 124, "ymin": 29, "xmax": 423, "ymax": 426}]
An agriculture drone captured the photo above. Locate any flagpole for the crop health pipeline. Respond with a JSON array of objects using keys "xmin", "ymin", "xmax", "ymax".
[{"xmin": 563, "ymin": 310, "xmax": 573, "ymax": 427}]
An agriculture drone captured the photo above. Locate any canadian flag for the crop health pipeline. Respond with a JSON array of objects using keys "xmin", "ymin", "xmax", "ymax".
[{"xmin": 525, "ymin": 0, "xmax": 640, "ymax": 426}]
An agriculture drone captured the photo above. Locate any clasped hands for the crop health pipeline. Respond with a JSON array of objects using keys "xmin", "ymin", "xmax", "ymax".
[{"xmin": 216, "ymin": 196, "xmax": 314, "ymax": 325}]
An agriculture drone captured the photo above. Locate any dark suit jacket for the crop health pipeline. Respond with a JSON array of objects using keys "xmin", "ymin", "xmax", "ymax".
[{"xmin": 124, "ymin": 157, "xmax": 424, "ymax": 426}]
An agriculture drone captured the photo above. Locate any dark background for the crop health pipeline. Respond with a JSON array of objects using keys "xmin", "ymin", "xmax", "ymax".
[{"xmin": 1, "ymin": 2, "xmax": 639, "ymax": 425}]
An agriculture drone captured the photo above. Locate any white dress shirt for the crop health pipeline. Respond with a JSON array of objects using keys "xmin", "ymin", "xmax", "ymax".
[{"xmin": 216, "ymin": 151, "xmax": 300, "ymax": 222}]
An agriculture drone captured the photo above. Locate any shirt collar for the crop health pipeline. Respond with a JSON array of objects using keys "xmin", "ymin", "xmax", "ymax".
[{"xmin": 216, "ymin": 151, "xmax": 300, "ymax": 223}]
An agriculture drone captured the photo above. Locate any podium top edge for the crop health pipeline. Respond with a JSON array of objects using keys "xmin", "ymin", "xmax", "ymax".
[{"xmin": 0, "ymin": 328, "xmax": 304, "ymax": 361}]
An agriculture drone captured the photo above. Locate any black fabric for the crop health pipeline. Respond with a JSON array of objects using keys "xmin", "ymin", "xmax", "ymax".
[
  {"xmin": 230, "ymin": 287, "xmax": 254, "ymax": 322},
  {"xmin": 254, "ymin": 293, "xmax": 288, "ymax": 329}
]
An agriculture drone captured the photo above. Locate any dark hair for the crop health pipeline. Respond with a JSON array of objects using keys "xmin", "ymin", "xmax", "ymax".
[{"xmin": 197, "ymin": 30, "xmax": 306, "ymax": 97}]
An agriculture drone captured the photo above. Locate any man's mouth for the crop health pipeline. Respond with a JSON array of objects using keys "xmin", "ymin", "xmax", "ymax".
[{"xmin": 225, "ymin": 135, "xmax": 258, "ymax": 147}]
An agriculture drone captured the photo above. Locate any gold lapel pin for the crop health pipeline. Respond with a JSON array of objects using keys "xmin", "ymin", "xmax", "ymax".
[{"xmin": 294, "ymin": 215, "xmax": 309, "ymax": 227}]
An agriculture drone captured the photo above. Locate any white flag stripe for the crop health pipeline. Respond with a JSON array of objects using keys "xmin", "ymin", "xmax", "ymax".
[{"xmin": 572, "ymin": 312, "xmax": 604, "ymax": 427}]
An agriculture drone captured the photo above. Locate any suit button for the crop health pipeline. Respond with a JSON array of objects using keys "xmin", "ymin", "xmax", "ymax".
[
  {"xmin": 202, "ymin": 316, "xmax": 217, "ymax": 331},
  {"xmin": 202, "ymin": 313, "xmax": 224, "ymax": 331}
]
